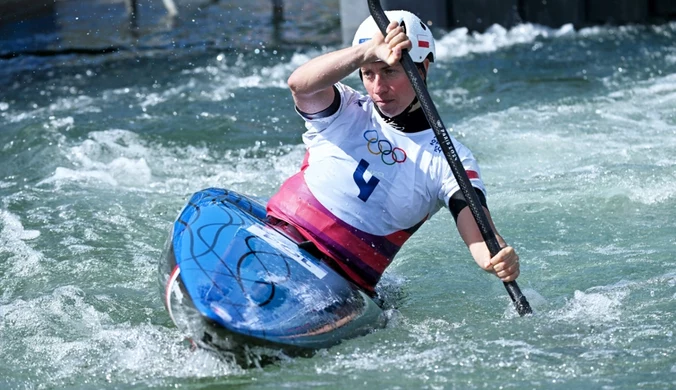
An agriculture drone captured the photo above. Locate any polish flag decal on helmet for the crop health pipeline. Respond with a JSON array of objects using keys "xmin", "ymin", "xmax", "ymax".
[{"xmin": 417, "ymin": 35, "xmax": 430, "ymax": 48}]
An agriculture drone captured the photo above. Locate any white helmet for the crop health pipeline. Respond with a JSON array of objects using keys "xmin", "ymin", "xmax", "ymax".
[{"xmin": 351, "ymin": 10, "xmax": 435, "ymax": 63}]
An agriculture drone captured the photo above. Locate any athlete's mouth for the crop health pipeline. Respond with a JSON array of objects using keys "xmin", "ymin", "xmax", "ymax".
[{"xmin": 375, "ymin": 99, "xmax": 394, "ymax": 105}]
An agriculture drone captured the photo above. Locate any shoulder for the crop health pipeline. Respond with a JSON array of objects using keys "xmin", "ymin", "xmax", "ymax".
[
  {"xmin": 300, "ymin": 84, "xmax": 377, "ymax": 144},
  {"xmin": 305, "ymin": 83, "xmax": 373, "ymax": 125},
  {"xmin": 335, "ymin": 82, "xmax": 371, "ymax": 111}
]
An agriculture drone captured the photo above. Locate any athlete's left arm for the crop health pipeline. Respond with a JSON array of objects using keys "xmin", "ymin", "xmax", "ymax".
[{"xmin": 454, "ymin": 205, "xmax": 520, "ymax": 282}]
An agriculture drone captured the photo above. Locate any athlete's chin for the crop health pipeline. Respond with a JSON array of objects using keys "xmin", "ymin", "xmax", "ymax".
[{"xmin": 376, "ymin": 103, "xmax": 403, "ymax": 118}]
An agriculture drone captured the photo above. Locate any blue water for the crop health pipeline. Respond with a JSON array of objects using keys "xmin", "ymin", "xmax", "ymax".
[{"xmin": 1, "ymin": 0, "xmax": 675, "ymax": 388}]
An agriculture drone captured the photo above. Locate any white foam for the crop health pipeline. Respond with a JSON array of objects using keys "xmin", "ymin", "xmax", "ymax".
[
  {"xmin": 108, "ymin": 157, "xmax": 153, "ymax": 186},
  {"xmin": 46, "ymin": 116, "xmax": 75, "ymax": 130},
  {"xmin": 0, "ymin": 210, "xmax": 40, "ymax": 241},
  {"xmin": 452, "ymin": 68, "xmax": 676, "ymax": 206},
  {"xmin": 35, "ymin": 124, "xmax": 308, "ymax": 198},
  {"xmin": 553, "ymin": 289, "xmax": 627, "ymax": 324},
  {"xmin": 0, "ymin": 286, "xmax": 242, "ymax": 386},
  {"xmin": 594, "ymin": 75, "xmax": 676, "ymax": 203},
  {"xmin": 437, "ymin": 87, "xmax": 482, "ymax": 109},
  {"xmin": 138, "ymin": 92, "xmax": 168, "ymax": 109},
  {"xmin": 435, "ymin": 23, "xmax": 575, "ymax": 60},
  {"xmin": 5, "ymin": 94, "xmax": 99, "ymax": 124},
  {"xmin": 0, "ymin": 210, "xmax": 43, "ymax": 285},
  {"xmin": 48, "ymin": 94, "xmax": 101, "ymax": 114},
  {"xmin": 39, "ymin": 157, "xmax": 152, "ymax": 188},
  {"xmin": 155, "ymin": 143, "xmax": 306, "ymax": 197},
  {"xmin": 38, "ymin": 129, "xmax": 154, "ymax": 189},
  {"xmin": 179, "ymin": 52, "xmax": 313, "ymax": 101}
]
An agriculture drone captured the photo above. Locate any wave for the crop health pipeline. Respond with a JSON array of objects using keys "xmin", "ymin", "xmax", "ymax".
[{"xmin": 35, "ymin": 128, "xmax": 305, "ymax": 197}]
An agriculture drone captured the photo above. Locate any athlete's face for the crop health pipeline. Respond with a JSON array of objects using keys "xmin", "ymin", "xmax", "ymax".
[{"xmin": 361, "ymin": 60, "xmax": 428, "ymax": 117}]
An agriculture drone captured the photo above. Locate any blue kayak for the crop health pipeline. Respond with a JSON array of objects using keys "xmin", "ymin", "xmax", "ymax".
[{"xmin": 160, "ymin": 188, "xmax": 385, "ymax": 357}]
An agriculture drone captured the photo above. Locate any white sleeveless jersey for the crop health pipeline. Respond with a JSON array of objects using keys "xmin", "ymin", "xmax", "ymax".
[
  {"xmin": 267, "ymin": 82, "xmax": 486, "ymax": 290},
  {"xmin": 300, "ymin": 82, "xmax": 485, "ymax": 236}
]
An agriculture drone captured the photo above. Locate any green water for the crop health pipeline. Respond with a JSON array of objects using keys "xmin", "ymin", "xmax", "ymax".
[{"xmin": 1, "ymin": 0, "xmax": 675, "ymax": 389}]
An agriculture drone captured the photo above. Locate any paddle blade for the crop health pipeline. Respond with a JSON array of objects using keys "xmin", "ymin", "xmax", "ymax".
[{"xmin": 504, "ymin": 281, "xmax": 533, "ymax": 316}]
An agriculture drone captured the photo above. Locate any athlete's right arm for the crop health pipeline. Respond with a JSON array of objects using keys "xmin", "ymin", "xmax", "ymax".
[{"xmin": 287, "ymin": 21, "xmax": 411, "ymax": 115}]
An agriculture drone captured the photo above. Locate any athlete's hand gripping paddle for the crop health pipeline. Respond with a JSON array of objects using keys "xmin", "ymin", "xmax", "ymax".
[{"xmin": 366, "ymin": 0, "xmax": 532, "ymax": 316}]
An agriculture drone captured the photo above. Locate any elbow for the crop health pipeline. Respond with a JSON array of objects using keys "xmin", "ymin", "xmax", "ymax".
[
  {"xmin": 286, "ymin": 74, "xmax": 297, "ymax": 92},
  {"xmin": 287, "ymin": 72, "xmax": 304, "ymax": 94},
  {"xmin": 287, "ymin": 68, "xmax": 319, "ymax": 98}
]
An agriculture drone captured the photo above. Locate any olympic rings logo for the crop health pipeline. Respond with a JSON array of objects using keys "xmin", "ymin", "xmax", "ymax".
[{"xmin": 363, "ymin": 130, "xmax": 407, "ymax": 165}]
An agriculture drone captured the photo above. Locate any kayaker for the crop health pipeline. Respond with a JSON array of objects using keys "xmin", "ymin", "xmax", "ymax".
[{"xmin": 267, "ymin": 10, "xmax": 521, "ymax": 296}]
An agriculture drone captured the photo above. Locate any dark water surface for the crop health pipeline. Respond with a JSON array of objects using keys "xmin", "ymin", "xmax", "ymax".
[{"xmin": 1, "ymin": 0, "xmax": 675, "ymax": 388}]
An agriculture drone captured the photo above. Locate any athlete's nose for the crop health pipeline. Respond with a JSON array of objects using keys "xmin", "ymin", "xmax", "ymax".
[{"xmin": 373, "ymin": 74, "xmax": 388, "ymax": 95}]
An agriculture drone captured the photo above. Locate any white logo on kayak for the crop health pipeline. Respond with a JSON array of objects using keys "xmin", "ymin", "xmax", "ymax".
[{"xmin": 246, "ymin": 224, "xmax": 328, "ymax": 279}]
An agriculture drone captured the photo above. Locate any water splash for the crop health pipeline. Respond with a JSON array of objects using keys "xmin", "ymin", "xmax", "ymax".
[
  {"xmin": 435, "ymin": 23, "xmax": 575, "ymax": 60},
  {"xmin": 0, "ymin": 210, "xmax": 44, "ymax": 300},
  {"xmin": 553, "ymin": 289, "xmax": 627, "ymax": 324}
]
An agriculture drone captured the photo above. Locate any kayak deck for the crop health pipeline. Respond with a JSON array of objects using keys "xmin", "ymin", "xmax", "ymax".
[{"xmin": 160, "ymin": 188, "xmax": 385, "ymax": 356}]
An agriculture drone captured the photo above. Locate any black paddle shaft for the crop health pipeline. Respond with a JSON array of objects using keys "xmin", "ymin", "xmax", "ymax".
[{"xmin": 366, "ymin": 0, "xmax": 532, "ymax": 316}]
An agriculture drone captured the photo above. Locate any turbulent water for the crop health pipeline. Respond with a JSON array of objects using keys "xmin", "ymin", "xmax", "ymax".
[{"xmin": 1, "ymin": 0, "xmax": 675, "ymax": 388}]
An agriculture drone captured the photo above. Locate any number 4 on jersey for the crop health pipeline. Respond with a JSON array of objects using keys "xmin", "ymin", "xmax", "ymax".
[{"xmin": 353, "ymin": 159, "xmax": 380, "ymax": 202}]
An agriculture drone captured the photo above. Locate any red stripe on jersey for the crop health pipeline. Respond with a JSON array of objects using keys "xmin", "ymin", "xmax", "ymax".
[{"xmin": 268, "ymin": 173, "xmax": 391, "ymax": 271}]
